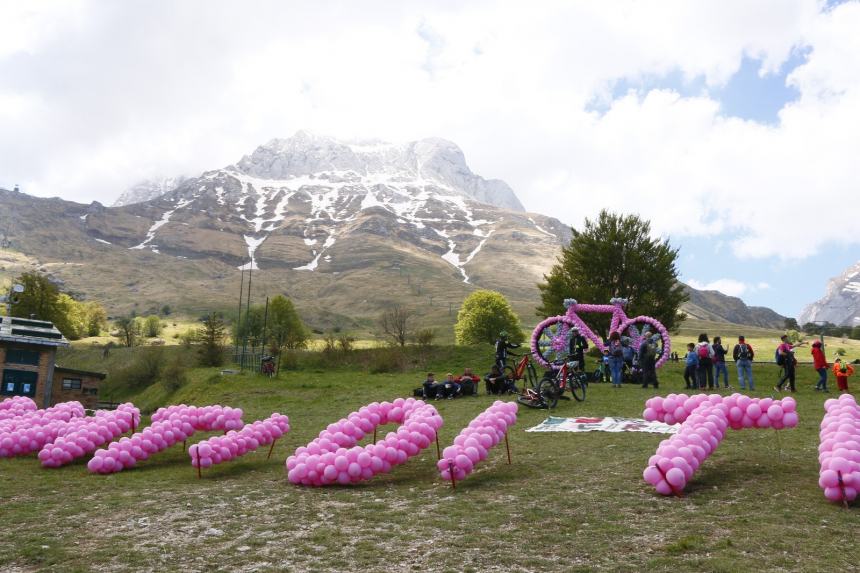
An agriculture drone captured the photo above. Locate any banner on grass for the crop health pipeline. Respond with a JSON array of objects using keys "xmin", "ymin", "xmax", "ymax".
[{"xmin": 526, "ymin": 416, "xmax": 678, "ymax": 434}]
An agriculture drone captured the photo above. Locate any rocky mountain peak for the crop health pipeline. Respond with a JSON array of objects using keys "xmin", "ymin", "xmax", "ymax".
[{"xmin": 799, "ymin": 260, "xmax": 860, "ymax": 326}]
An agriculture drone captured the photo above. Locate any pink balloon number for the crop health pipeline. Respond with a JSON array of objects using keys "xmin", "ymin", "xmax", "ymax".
[
  {"xmin": 88, "ymin": 404, "xmax": 244, "ymax": 474},
  {"xmin": 642, "ymin": 393, "xmax": 798, "ymax": 496},
  {"xmin": 437, "ymin": 401, "xmax": 518, "ymax": 482},
  {"xmin": 190, "ymin": 413, "xmax": 290, "ymax": 469},
  {"xmin": 818, "ymin": 394, "xmax": 860, "ymax": 503},
  {"xmin": 287, "ymin": 398, "xmax": 443, "ymax": 486},
  {"xmin": 0, "ymin": 401, "xmax": 86, "ymax": 458},
  {"xmin": 39, "ymin": 403, "xmax": 140, "ymax": 468}
]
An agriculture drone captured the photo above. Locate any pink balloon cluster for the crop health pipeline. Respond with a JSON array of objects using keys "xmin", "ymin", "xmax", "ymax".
[
  {"xmin": 287, "ymin": 398, "xmax": 443, "ymax": 486},
  {"xmin": 190, "ymin": 413, "xmax": 290, "ymax": 469},
  {"xmin": 0, "ymin": 401, "xmax": 86, "ymax": 458},
  {"xmin": 437, "ymin": 400, "xmax": 518, "ymax": 482},
  {"xmin": 818, "ymin": 394, "xmax": 860, "ymax": 503},
  {"xmin": 643, "ymin": 400, "xmax": 728, "ymax": 495},
  {"xmin": 89, "ymin": 404, "xmax": 244, "ymax": 474},
  {"xmin": 642, "ymin": 393, "xmax": 799, "ymax": 496},
  {"xmin": 39, "ymin": 403, "xmax": 140, "ymax": 468},
  {"xmin": 643, "ymin": 393, "xmax": 799, "ymax": 430},
  {"xmin": 0, "ymin": 396, "xmax": 38, "ymax": 420},
  {"xmin": 151, "ymin": 404, "xmax": 244, "ymax": 431}
]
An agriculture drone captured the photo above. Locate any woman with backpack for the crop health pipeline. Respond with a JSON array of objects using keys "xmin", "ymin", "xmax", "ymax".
[
  {"xmin": 695, "ymin": 333, "xmax": 715, "ymax": 389},
  {"xmin": 607, "ymin": 332, "xmax": 624, "ymax": 388},
  {"xmin": 732, "ymin": 335, "xmax": 755, "ymax": 390},
  {"xmin": 712, "ymin": 336, "xmax": 730, "ymax": 389},
  {"xmin": 775, "ymin": 335, "xmax": 805, "ymax": 392}
]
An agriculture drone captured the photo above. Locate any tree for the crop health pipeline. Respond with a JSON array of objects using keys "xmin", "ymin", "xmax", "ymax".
[
  {"xmin": 537, "ymin": 210, "xmax": 688, "ymax": 337},
  {"xmin": 380, "ymin": 304, "xmax": 414, "ymax": 347},
  {"xmin": 851, "ymin": 326, "xmax": 860, "ymax": 341},
  {"xmin": 83, "ymin": 302, "xmax": 108, "ymax": 337},
  {"xmin": 454, "ymin": 290, "xmax": 524, "ymax": 345},
  {"xmin": 784, "ymin": 318, "xmax": 800, "ymax": 331},
  {"xmin": 198, "ymin": 312, "xmax": 227, "ymax": 367},
  {"xmin": 143, "ymin": 315, "xmax": 162, "ymax": 338},
  {"xmin": 114, "ymin": 316, "xmax": 141, "ymax": 347},
  {"xmin": 266, "ymin": 296, "xmax": 309, "ymax": 372},
  {"xmin": 10, "ymin": 272, "xmax": 62, "ymax": 323}
]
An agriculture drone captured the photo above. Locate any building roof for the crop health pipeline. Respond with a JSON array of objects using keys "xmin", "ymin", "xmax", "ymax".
[
  {"xmin": 0, "ymin": 316, "xmax": 70, "ymax": 348},
  {"xmin": 54, "ymin": 366, "xmax": 107, "ymax": 380}
]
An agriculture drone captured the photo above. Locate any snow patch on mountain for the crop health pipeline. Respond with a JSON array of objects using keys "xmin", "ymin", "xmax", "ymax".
[
  {"xmin": 114, "ymin": 176, "xmax": 188, "ymax": 207},
  {"xmin": 799, "ymin": 260, "xmax": 860, "ymax": 326}
]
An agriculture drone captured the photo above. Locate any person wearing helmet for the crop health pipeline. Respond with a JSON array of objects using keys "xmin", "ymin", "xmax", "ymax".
[
  {"xmin": 567, "ymin": 326, "xmax": 588, "ymax": 371},
  {"xmin": 494, "ymin": 331, "xmax": 520, "ymax": 369}
]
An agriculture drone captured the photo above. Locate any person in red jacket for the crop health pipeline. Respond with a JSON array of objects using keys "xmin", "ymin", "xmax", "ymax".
[{"xmin": 811, "ymin": 341, "xmax": 829, "ymax": 392}]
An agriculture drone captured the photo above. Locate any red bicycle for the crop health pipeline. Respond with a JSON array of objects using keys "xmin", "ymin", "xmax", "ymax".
[
  {"xmin": 518, "ymin": 359, "xmax": 586, "ymax": 409},
  {"xmin": 504, "ymin": 352, "xmax": 539, "ymax": 391}
]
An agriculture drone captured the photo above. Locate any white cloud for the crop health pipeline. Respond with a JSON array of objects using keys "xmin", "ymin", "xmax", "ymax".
[
  {"xmin": 687, "ymin": 278, "xmax": 772, "ymax": 298},
  {"xmin": 1, "ymin": 0, "xmax": 858, "ymax": 261}
]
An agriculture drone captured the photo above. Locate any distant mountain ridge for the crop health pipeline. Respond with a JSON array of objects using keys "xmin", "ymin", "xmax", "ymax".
[
  {"xmin": 0, "ymin": 132, "xmax": 787, "ymax": 332},
  {"xmin": 799, "ymin": 260, "xmax": 860, "ymax": 326}
]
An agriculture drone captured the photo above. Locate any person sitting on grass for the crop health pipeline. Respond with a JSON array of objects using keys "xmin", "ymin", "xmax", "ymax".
[
  {"xmin": 833, "ymin": 358, "xmax": 854, "ymax": 393},
  {"xmin": 440, "ymin": 372, "xmax": 461, "ymax": 400},
  {"xmin": 422, "ymin": 372, "xmax": 443, "ymax": 400},
  {"xmin": 683, "ymin": 342, "xmax": 698, "ymax": 389},
  {"xmin": 456, "ymin": 367, "xmax": 480, "ymax": 396},
  {"xmin": 484, "ymin": 364, "xmax": 509, "ymax": 395}
]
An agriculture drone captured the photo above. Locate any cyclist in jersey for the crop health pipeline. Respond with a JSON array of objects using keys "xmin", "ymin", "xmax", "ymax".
[{"xmin": 495, "ymin": 331, "xmax": 520, "ymax": 369}]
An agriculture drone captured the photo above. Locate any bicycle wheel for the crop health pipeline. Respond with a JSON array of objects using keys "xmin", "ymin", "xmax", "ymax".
[
  {"xmin": 592, "ymin": 368, "xmax": 602, "ymax": 382},
  {"xmin": 617, "ymin": 316, "xmax": 672, "ymax": 369},
  {"xmin": 531, "ymin": 316, "xmax": 577, "ymax": 368},
  {"xmin": 537, "ymin": 378, "xmax": 560, "ymax": 409},
  {"xmin": 569, "ymin": 373, "xmax": 587, "ymax": 401},
  {"xmin": 525, "ymin": 362, "xmax": 539, "ymax": 390},
  {"xmin": 503, "ymin": 365, "xmax": 516, "ymax": 382}
]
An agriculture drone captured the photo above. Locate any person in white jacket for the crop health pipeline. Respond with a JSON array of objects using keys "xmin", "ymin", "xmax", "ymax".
[{"xmin": 695, "ymin": 333, "xmax": 715, "ymax": 389}]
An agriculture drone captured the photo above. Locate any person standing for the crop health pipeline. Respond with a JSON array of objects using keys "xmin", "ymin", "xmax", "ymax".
[
  {"xmin": 712, "ymin": 336, "xmax": 730, "ymax": 389},
  {"xmin": 732, "ymin": 336, "xmax": 755, "ymax": 390},
  {"xmin": 811, "ymin": 341, "xmax": 829, "ymax": 392},
  {"xmin": 494, "ymin": 331, "xmax": 520, "ymax": 370},
  {"xmin": 567, "ymin": 327, "xmax": 589, "ymax": 370},
  {"xmin": 607, "ymin": 332, "xmax": 624, "ymax": 388},
  {"xmin": 833, "ymin": 358, "xmax": 854, "ymax": 393},
  {"xmin": 639, "ymin": 334, "xmax": 660, "ymax": 389},
  {"xmin": 775, "ymin": 335, "xmax": 801, "ymax": 392},
  {"xmin": 683, "ymin": 342, "xmax": 699, "ymax": 389},
  {"xmin": 695, "ymin": 333, "xmax": 715, "ymax": 389}
]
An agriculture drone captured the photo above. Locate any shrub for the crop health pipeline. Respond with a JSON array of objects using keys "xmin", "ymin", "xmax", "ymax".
[
  {"xmin": 368, "ymin": 347, "xmax": 405, "ymax": 373},
  {"xmin": 161, "ymin": 356, "xmax": 188, "ymax": 393},
  {"xmin": 415, "ymin": 328, "xmax": 436, "ymax": 347},
  {"xmin": 337, "ymin": 334, "xmax": 355, "ymax": 353},
  {"xmin": 110, "ymin": 347, "xmax": 164, "ymax": 394}
]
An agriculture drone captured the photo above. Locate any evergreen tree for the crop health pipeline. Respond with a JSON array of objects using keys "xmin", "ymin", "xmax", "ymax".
[
  {"xmin": 538, "ymin": 210, "xmax": 688, "ymax": 337},
  {"xmin": 454, "ymin": 290, "xmax": 524, "ymax": 345},
  {"xmin": 198, "ymin": 312, "xmax": 227, "ymax": 367}
]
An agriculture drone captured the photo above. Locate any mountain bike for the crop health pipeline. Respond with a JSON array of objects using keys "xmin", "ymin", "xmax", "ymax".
[
  {"xmin": 531, "ymin": 298, "xmax": 671, "ymax": 371},
  {"xmin": 517, "ymin": 360, "xmax": 586, "ymax": 409},
  {"xmin": 504, "ymin": 352, "xmax": 539, "ymax": 391}
]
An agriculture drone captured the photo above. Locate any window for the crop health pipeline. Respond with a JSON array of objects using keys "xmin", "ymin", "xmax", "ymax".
[
  {"xmin": 1, "ymin": 370, "xmax": 38, "ymax": 397},
  {"xmin": 83, "ymin": 387, "xmax": 98, "ymax": 396},
  {"xmin": 62, "ymin": 378, "xmax": 82, "ymax": 390},
  {"xmin": 4, "ymin": 348, "xmax": 41, "ymax": 366}
]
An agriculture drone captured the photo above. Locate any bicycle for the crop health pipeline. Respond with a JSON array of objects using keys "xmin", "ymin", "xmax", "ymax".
[
  {"xmin": 503, "ymin": 352, "xmax": 539, "ymax": 392},
  {"xmin": 531, "ymin": 298, "xmax": 671, "ymax": 371},
  {"xmin": 517, "ymin": 359, "xmax": 586, "ymax": 409}
]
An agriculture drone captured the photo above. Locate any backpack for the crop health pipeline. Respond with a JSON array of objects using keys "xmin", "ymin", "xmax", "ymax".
[
  {"xmin": 737, "ymin": 344, "xmax": 751, "ymax": 361},
  {"xmin": 459, "ymin": 379, "xmax": 476, "ymax": 396},
  {"xmin": 697, "ymin": 345, "xmax": 709, "ymax": 359},
  {"xmin": 413, "ymin": 387, "xmax": 425, "ymax": 398},
  {"xmin": 775, "ymin": 348, "xmax": 784, "ymax": 366}
]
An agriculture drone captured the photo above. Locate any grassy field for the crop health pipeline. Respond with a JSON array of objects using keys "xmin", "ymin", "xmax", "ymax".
[{"xmin": 1, "ymin": 345, "xmax": 858, "ymax": 573}]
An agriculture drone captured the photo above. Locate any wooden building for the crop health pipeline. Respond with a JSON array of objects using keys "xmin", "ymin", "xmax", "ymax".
[{"xmin": 0, "ymin": 316, "xmax": 106, "ymax": 409}]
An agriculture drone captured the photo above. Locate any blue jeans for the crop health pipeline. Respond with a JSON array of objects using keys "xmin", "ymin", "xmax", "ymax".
[
  {"xmin": 609, "ymin": 357, "xmax": 623, "ymax": 386},
  {"xmin": 816, "ymin": 367, "xmax": 828, "ymax": 390},
  {"xmin": 714, "ymin": 362, "xmax": 729, "ymax": 387},
  {"xmin": 736, "ymin": 360, "xmax": 753, "ymax": 390}
]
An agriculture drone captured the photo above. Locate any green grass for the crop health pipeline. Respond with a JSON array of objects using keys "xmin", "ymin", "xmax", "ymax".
[{"xmin": 1, "ymin": 346, "xmax": 857, "ymax": 572}]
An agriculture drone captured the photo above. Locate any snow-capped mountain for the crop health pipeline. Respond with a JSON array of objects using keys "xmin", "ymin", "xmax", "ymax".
[
  {"xmin": 113, "ymin": 176, "xmax": 188, "ymax": 207},
  {"xmin": 0, "ymin": 133, "xmax": 567, "ymax": 326},
  {"xmin": 799, "ymin": 260, "xmax": 860, "ymax": 326}
]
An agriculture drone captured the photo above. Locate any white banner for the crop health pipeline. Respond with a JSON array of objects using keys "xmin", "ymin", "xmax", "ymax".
[{"xmin": 526, "ymin": 416, "xmax": 678, "ymax": 434}]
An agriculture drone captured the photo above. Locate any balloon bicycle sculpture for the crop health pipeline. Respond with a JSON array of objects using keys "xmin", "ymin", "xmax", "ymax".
[{"xmin": 519, "ymin": 298, "xmax": 672, "ymax": 409}]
